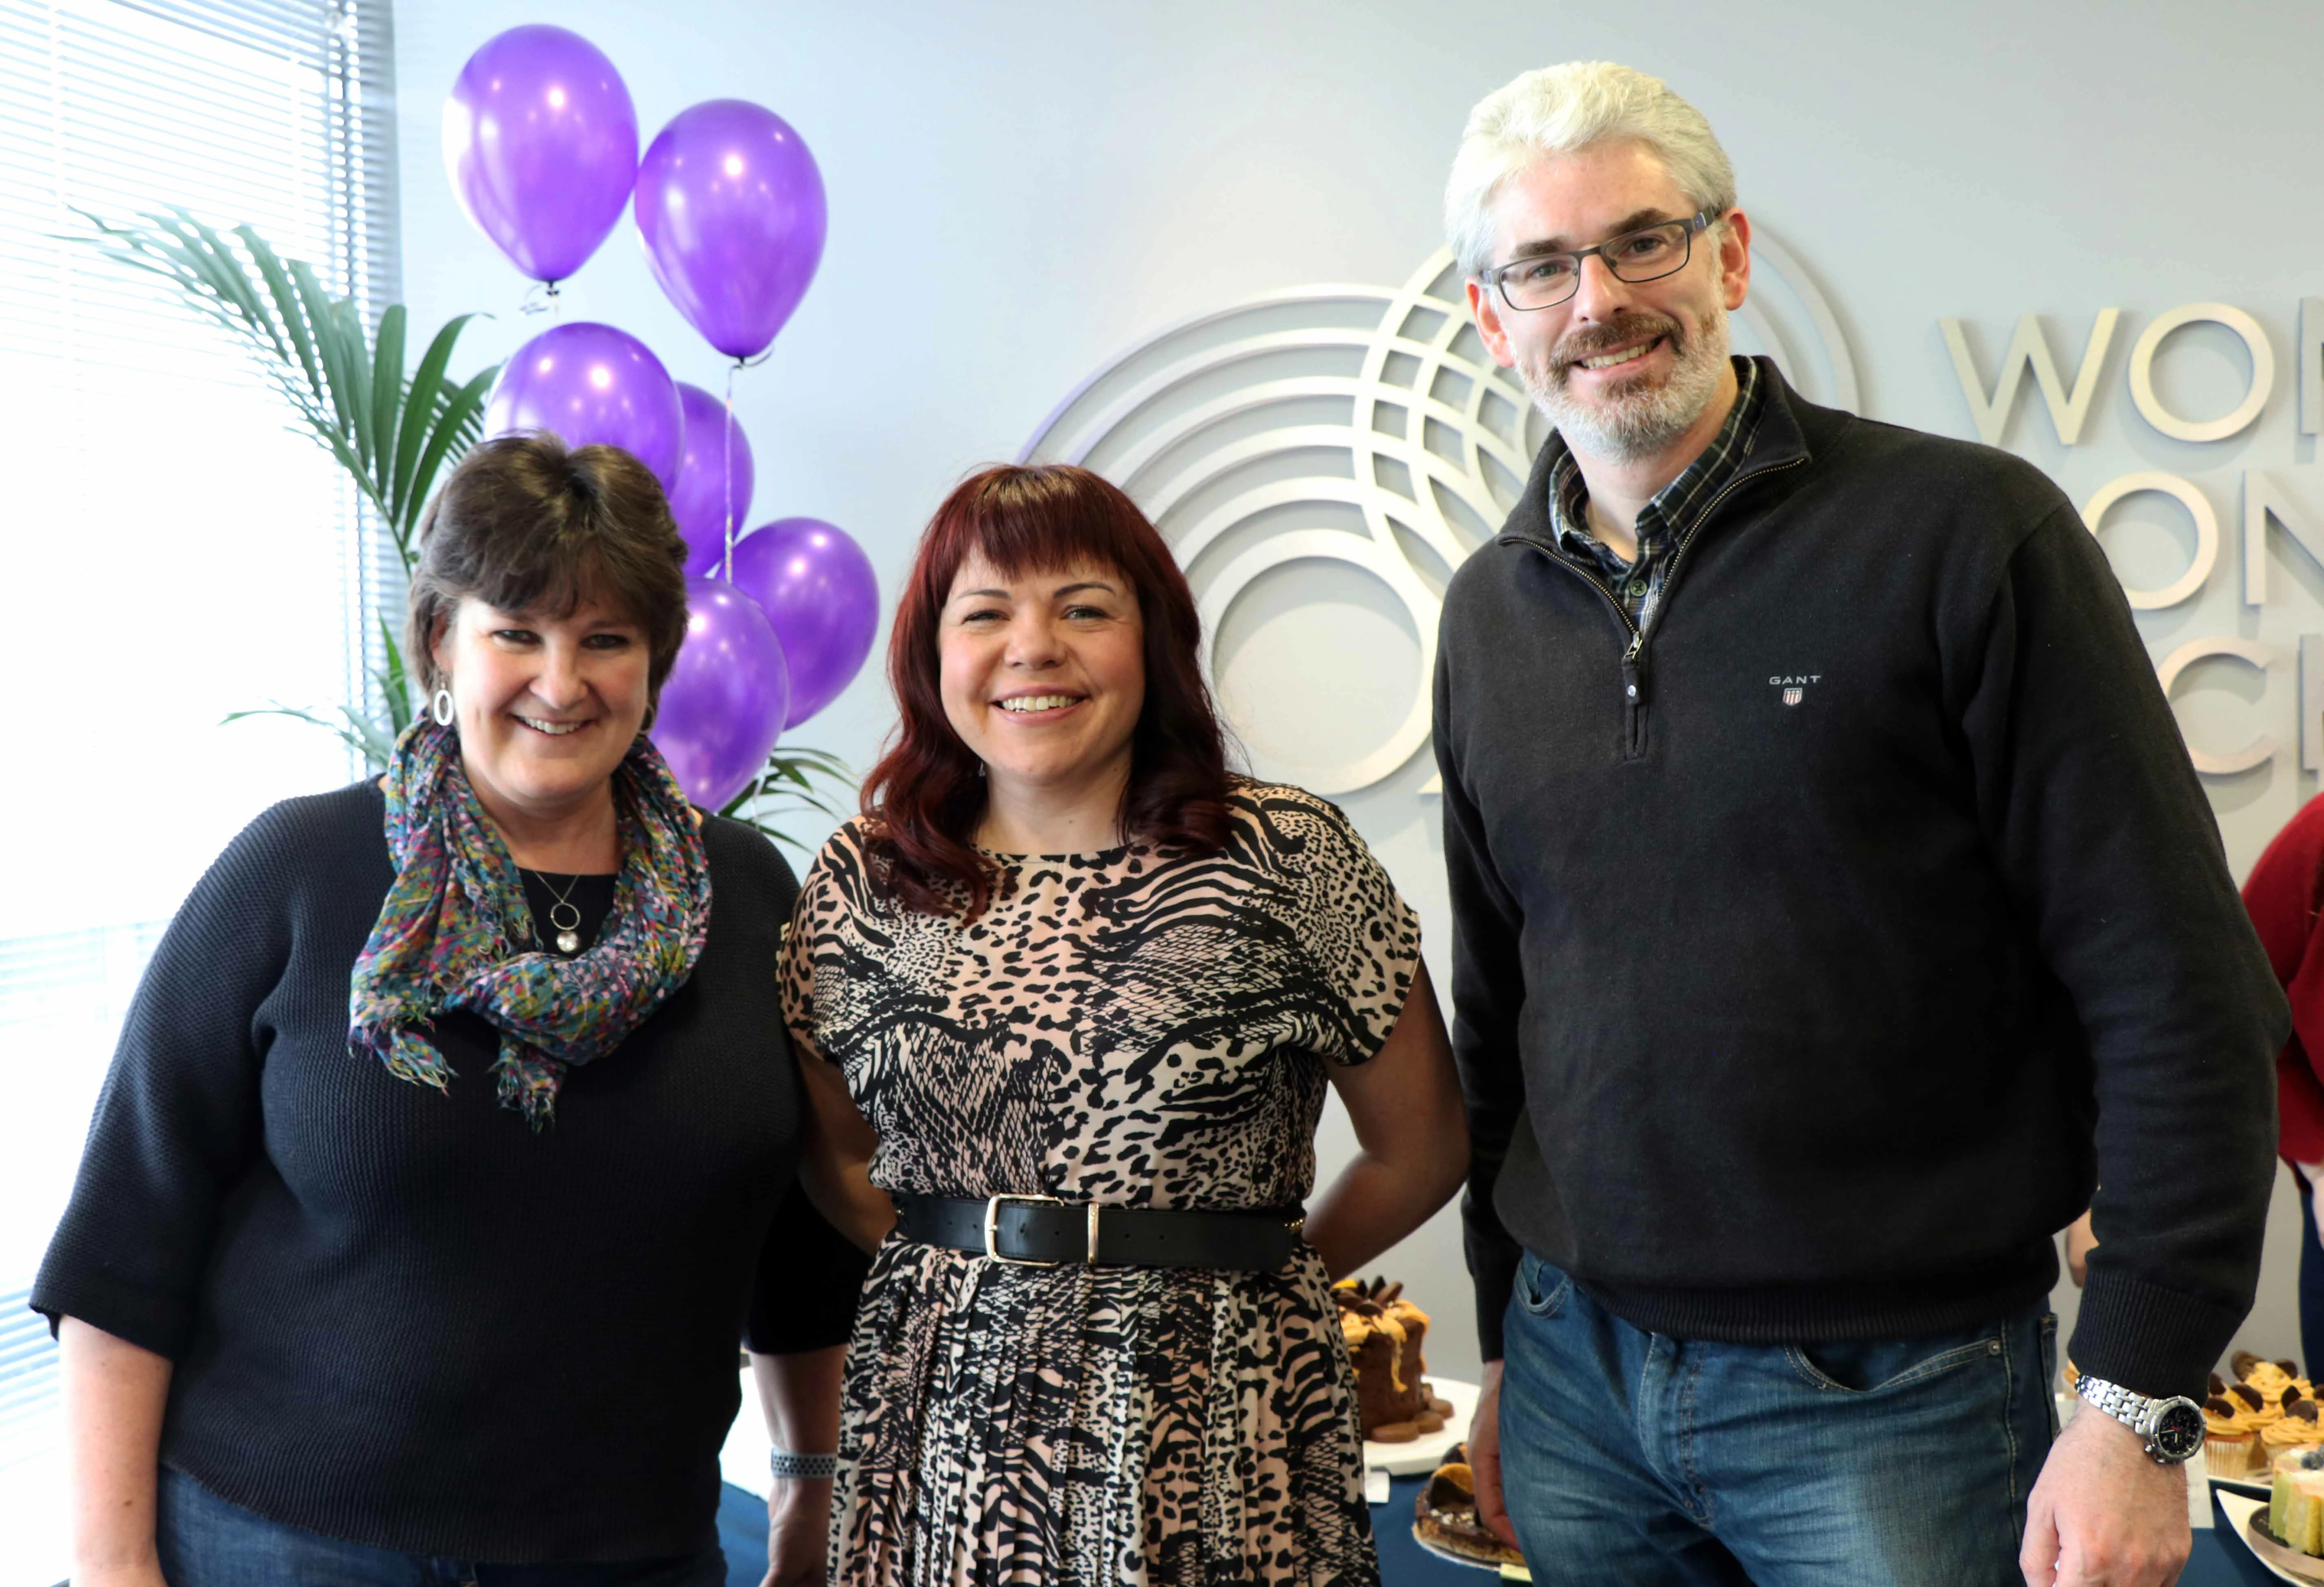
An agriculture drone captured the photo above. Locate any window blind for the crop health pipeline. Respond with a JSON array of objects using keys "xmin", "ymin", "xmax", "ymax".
[{"xmin": 0, "ymin": 1, "xmax": 398, "ymax": 1571}]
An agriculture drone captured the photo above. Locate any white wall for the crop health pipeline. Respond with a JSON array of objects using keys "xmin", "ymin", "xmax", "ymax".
[{"xmin": 394, "ymin": 0, "xmax": 2324, "ymax": 1383}]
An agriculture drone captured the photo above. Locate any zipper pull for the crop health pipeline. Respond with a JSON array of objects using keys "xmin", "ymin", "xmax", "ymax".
[{"xmin": 1621, "ymin": 634, "xmax": 1647, "ymax": 706}]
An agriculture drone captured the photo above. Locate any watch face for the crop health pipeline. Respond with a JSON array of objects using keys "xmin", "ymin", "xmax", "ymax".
[{"xmin": 2152, "ymin": 1399, "xmax": 2206, "ymax": 1461}]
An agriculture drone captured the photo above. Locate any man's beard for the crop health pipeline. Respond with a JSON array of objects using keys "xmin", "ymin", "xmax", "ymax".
[{"xmin": 1517, "ymin": 305, "xmax": 1732, "ymax": 462}]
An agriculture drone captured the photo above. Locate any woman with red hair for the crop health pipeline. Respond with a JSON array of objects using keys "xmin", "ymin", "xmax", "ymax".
[{"xmin": 780, "ymin": 463, "xmax": 1467, "ymax": 1586}]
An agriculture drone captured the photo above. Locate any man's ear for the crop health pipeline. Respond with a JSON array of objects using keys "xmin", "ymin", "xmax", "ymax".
[
  {"xmin": 1467, "ymin": 278, "xmax": 1518, "ymax": 370},
  {"xmin": 1716, "ymin": 208, "xmax": 1753, "ymax": 313}
]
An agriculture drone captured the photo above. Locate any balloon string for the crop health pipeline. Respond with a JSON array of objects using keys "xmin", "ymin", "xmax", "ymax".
[
  {"xmin": 720, "ymin": 363, "xmax": 738, "ymax": 582},
  {"xmin": 735, "ymin": 347, "xmax": 775, "ymax": 370}
]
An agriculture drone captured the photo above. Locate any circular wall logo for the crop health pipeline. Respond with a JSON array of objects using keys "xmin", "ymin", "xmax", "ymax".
[{"xmin": 1023, "ymin": 236, "xmax": 1856, "ymax": 794}]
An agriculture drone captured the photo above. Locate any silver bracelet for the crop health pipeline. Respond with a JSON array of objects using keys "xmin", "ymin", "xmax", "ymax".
[{"xmin": 769, "ymin": 1450, "xmax": 838, "ymax": 1481}]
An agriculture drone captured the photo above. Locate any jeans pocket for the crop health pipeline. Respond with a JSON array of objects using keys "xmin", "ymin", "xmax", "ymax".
[
  {"xmin": 1517, "ymin": 1250, "xmax": 1573, "ymax": 1318},
  {"xmin": 2040, "ymin": 1312, "xmax": 2061, "ymax": 1432},
  {"xmin": 1785, "ymin": 1323, "xmax": 2004, "ymax": 1395}
]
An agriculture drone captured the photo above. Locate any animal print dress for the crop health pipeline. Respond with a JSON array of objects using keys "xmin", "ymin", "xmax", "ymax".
[{"xmin": 781, "ymin": 782, "xmax": 1420, "ymax": 1587}]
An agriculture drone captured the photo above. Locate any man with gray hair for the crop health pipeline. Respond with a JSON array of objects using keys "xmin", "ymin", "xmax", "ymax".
[{"xmin": 1432, "ymin": 60, "xmax": 2283, "ymax": 1586}]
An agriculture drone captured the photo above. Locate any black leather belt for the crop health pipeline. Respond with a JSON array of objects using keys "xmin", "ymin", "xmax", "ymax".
[{"xmin": 893, "ymin": 1191, "xmax": 1306, "ymax": 1271}]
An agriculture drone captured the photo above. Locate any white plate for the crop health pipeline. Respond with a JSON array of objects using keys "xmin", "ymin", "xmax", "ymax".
[
  {"xmin": 2219, "ymin": 1490, "xmax": 2316, "ymax": 1583},
  {"xmin": 1410, "ymin": 1525, "xmax": 1531, "ymax": 1580},
  {"xmin": 1365, "ymin": 1377, "xmax": 1480, "ymax": 1476}
]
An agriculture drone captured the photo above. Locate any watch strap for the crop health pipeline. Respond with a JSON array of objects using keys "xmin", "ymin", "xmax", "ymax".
[
  {"xmin": 2075, "ymin": 1375, "xmax": 2198, "ymax": 1463},
  {"xmin": 2077, "ymin": 1375, "xmax": 2155, "ymax": 1428}
]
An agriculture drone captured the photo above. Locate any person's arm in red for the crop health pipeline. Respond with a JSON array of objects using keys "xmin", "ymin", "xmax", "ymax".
[{"xmin": 2242, "ymin": 796, "xmax": 2324, "ymax": 1170}]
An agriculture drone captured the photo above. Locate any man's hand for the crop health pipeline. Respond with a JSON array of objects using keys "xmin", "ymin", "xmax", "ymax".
[
  {"xmin": 1469, "ymin": 1359, "xmax": 1519, "ymax": 1550},
  {"xmin": 761, "ymin": 1478, "xmax": 833, "ymax": 1587},
  {"xmin": 2021, "ymin": 1406, "xmax": 2189, "ymax": 1586},
  {"xmin": 2064, "ymin": 1211, "xmax": 2097, "ymax": 1289}
]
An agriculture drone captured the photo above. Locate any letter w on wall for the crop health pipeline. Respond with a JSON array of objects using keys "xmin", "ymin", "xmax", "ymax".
[{"xmin": 1940, "ymin": 311, "xmax": 2121, "ymax": 446}]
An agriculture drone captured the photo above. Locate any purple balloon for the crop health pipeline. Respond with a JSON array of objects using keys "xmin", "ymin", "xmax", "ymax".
[
  {"xmin": 668, "ymin": 382, "xmax": 756, "ymax": 576},
  {"xmin": 442, "ymin": 26, "xmax": 637, "ymax": 284},
  {"xmin": 728, "ymin": 518, "xmax": 879, "ymax": 729},
  {"xmin": 484, "ymin": 322, "xmax": 684, "ymax": 487},
  {"xmin": 654, "ymin": 578, "xmax": 791, "ymax": 811},
  {"xmin": 635, "ymin": 100, "xmax": 827, "ymax": 360}
]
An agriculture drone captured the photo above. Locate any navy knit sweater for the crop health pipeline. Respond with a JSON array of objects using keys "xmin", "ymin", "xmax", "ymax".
[
  {"xmin": 33, "ymin": 781, "xmax": 867, "ymax": 1563},
  {"xmin": 1436, "ymin": 362, "xmax": 2285, "ymax": 1397}
]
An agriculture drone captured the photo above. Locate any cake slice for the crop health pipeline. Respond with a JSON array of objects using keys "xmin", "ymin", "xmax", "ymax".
[{"xmin": 1414, "ymin": 1447, "xmax": 1526, "ymax": 1569}]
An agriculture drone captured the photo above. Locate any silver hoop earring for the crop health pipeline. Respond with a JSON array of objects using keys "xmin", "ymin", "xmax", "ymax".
[{"xmin": 431, "ymin": 687, "xmax": 454, "ymax": 727}]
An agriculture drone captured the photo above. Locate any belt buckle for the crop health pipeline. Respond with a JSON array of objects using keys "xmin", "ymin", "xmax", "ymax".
[{"xmin": 983, "ymin": 1193, "xmax": 1067, "ymax": 1267}]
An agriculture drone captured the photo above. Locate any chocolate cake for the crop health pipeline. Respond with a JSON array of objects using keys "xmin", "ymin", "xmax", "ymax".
[
  {"xmin": 1413, "ymin": 1446, "xmax": 1526, "ymax": 1569},
  {"xmin": 1334, "ymin": 1276, "xmax": 1449, "ymax": 1439}
]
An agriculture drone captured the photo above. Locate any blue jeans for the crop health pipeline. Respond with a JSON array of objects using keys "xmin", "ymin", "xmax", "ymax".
[
  {"xmin": 156, "ymin": 1465, "xmax": 727, "ymax": 1587},
  {"xmin": 1499, "ymin": 1250, "xmax": 2057, "ymax": 1587},
  {"xmin": 2299, "ymin": 1172, "xmax": 2324, "ymax": 1376}
]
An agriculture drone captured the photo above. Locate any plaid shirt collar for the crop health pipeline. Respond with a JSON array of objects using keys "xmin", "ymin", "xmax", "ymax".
[{"xmin": 1546, "ymin": 355, "xmax": 1764, "ymax": 582}]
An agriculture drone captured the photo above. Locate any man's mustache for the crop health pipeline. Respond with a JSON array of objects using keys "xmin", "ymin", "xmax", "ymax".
[{"xmin": 1551, "ymin": 314, "xmax": 1686, "ymax": 375}]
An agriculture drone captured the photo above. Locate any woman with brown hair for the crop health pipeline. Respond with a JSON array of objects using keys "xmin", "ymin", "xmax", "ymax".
[
  {"xmin": 782, "ymin": 463, "xmax": 1468, "ymax": 1586},
  {"xmin": 38, "ymin": 434, "xmax": 863, "ymax": 1587}
]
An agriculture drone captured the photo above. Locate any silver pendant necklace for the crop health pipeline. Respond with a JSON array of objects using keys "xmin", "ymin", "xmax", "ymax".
[{"xmin": 525, "ymin": 869, "xmax": 585, "ymax": 955}]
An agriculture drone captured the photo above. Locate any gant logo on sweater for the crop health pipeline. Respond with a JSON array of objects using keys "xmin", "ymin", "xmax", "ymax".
[{"xmin": 1772, "ymin": 674, "xmax": 1821, "ymax": 705}]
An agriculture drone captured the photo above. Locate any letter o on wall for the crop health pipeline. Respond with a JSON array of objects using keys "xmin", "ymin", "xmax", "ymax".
[
  {"xmin": 2127, "ymin": 303, "xmax": 2275, "ymax": 443},
  {"xmin": 2155, "ymin": 636, "xmax": 2281, "ymax": 775},
  {"xmin": 2081, "ymin": 471, "xmax": 2218, "ymax": 608}
]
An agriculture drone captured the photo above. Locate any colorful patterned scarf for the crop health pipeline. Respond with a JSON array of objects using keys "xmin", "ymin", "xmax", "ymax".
[{"xmin": 347, "ymin": 717, "xmax": 712, "ymax": 1128}]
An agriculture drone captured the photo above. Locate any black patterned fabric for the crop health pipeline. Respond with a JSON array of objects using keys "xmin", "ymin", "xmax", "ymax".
[{"xmin": 782, "ymin": 782, "xmax": 1421, "ymax": 1587}]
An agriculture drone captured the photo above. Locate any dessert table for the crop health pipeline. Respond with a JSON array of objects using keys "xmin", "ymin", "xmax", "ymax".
[{"xmin": 710, "ymin": 1478, "xmax": 2278, "ymax": 1585}]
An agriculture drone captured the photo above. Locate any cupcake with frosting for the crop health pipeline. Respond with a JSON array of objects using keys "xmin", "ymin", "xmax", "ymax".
[
  {"xmin": 2231, "ymin": 1381, "xmax": 2285, "ymax": 1430},
  {"xmin": 2209, "ymin": 1392, "xmax": 2264, "ymax": 1475},
  {"xmin": 2263, "ymin": 1399, "xmax": 2324, "ymax": 1459}
]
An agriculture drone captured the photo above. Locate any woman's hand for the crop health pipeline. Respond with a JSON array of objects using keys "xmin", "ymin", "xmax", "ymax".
[
  {"xmin": 1303, "ymin": 959, "xmax": 1469, "ymax": 1278},
  {"xmin": 762, "ymin": 1479, "xmax": 832, "ymax": 1587}
]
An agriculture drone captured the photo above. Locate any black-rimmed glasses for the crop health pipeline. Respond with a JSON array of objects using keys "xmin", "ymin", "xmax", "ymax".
[{"xmin": 1482, "ymin": 211, "xmax": 1720, "ymax": 312}]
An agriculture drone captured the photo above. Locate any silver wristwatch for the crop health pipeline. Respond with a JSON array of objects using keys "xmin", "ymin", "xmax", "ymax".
[{"xmin": 2074, "ymin": 1375, "xmax": 2207, "ymax": 1464}]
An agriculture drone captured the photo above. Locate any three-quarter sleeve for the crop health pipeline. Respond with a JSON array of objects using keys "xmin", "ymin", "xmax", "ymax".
[
  {"xmin": 744, "ymin": 1184, "xmax": 871, "ymax": 1354},
  {"xmin": 30, "ymin": 805, "xmax": 295, "ymax": 1357},
  {"xmin": 779, "ymin": 831, "xmax": 853, "ymax": 1056},
  {"xmin": 1260, "ymin": 786, "xmax": 1420, "ymax": 1068}
]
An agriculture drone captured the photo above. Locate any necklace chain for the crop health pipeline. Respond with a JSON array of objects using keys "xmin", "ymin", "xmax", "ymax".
[{"xmin": 521, "ymin": 868, "xmax": 587, "ymax": 955}]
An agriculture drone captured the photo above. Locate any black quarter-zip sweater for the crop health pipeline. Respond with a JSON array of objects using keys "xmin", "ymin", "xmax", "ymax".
[{"xmin": 1434, "ymin": 359, "xmax": 2286, "ymax": 1398}]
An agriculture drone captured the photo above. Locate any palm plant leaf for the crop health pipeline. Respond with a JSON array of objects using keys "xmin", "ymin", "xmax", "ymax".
[
  {"xmin": 404, "ymin": 365, "xmax": 496, "ymax": 542},
  {"xmin": 76, "ymin": 208, "xmax": 501, "ymax": 573},
  {"xmin": 369, "ymin": 303, "xmax": 406, "ymax": 498},
  {"xmin": 229, "ymin": 222, "xmax": 322, "ymax": 406},
  {"xmin": 288, "ymin": 259, "xmax": 362, "ymax": 460},
  {"xmin": 719, "ymin": 747, "xmax": 856, "ymax": 851},
  {"xmin": 222, "ymin": 702, "xmax": 396, "ymax": 772},
  {"xmin": 392, "ymin": 312, "xmax": 482, "ymax": 525},
  {"xmin": 77, "ymin": 205, "xmax": 854, "ymax": 844},
  {"xmin": 377, "ymin": 619, "xmax": 417, "ymax": 738}
]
